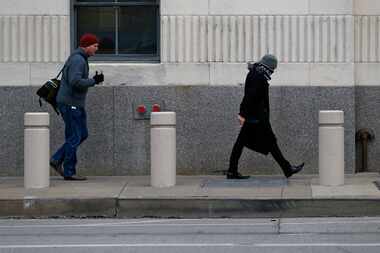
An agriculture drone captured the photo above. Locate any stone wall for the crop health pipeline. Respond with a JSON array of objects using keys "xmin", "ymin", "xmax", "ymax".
[
  {"xmin": 0, "ymin": 0, "xmax": 379, "ymax": 175},
  {"xmin": 0, "ymin": 85, "xmax": 355, "ymax": 176}
]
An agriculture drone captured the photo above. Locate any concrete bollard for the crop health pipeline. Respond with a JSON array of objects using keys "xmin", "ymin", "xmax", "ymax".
[
  {"xmin": 24, "ymin": 112, "xmax": 50, "ymax": 189},
  {"xmin": 319, "ymin": 110, "xmax": 344, "ymax": 186},
  {"xmin": 150, "ymin": 112, "xmax": 176, "ymax": 187}
]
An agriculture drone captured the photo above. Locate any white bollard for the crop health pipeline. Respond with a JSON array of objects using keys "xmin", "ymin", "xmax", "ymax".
[
  {"xmin": 319, "ymin": 110, "xmax": 344, "ymax": 186},
  {"xmin": 150, "ymin": 112, "xmax": 176, "ymax": 187},
  {"xmin": 24, "ymin": 112, "xmax": 50, "ymax": 189}
]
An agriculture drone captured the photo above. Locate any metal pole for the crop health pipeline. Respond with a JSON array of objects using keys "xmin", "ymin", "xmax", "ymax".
[
  {"xmin": 150, "ymin": 112, "xmax": 176, "ymax": 187},
  {"xmin": 318, "ymin": 110, "xmax": 344, "ymax": 186},
  {"xmin": 24, "ymin": 112, "xmax": 50, "ymax": 189}
]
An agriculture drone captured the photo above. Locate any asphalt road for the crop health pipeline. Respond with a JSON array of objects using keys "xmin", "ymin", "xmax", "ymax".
[{"xmin": 0, "ymin": 217, "xmax": 380, "ymax": 252}]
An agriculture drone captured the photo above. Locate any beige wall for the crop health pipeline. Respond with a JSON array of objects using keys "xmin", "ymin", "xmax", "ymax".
[{"xmin": 0, "ymin": 0, "xmax": 378, "ymax": 86}]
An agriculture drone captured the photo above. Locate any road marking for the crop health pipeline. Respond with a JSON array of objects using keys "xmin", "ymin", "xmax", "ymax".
[
  {"xmin": 1, "ymin": 219, "xmax": 380, "ymax": 231},
  {"xmin": 1, "ymin": 243, "xmax": 380, "ymax": 248},
  {"xmin": 0, "ymin": 244, "xmax": 235, "ymax": 248},
  {"xmin": 0, "ymin": 222, "xmax": 275, "ymax": 229},
  {"xmin": 1, "ymin": 220, "xmax": 380, "ymax": 229},
  {"xmin": 283, "ymin": 221, "xmax": 380, "ymax": 225}
]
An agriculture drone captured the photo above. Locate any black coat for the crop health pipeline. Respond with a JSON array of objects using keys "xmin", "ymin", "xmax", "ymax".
[{"xmin": 237, "ymin": 66, "xmax": 277, "ymax": 155}]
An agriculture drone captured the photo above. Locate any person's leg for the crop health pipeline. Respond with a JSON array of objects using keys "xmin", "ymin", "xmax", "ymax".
[
  {"xmin": 269, "ymin": 141, "xmax": 304, "ymax": 178},
  {"xmin": 79, "ymin": 108, "xmax": 88, "ymax": 144},
  {"xmin": 227, "ymin": 125, "xmax": 250, "ymax": 179},
  {"xmin": 62, "ymin": 107, "xmax": 84, "ymax": 177},
  {"xmin": 269, "ymin": 141, "xmax": 292, "ymax": 177},
  {"xmin": 51, "ymin": 105, "xmax": 67, "ymax": 164},
  {"xmin": 72, "ymin": 108, "xmax": 88, "ymax": 173},
  {"xmin": 228, "ymin": 133, "xmax": 245, "ymax": 175},
  {"xmin": 51, "ymin": 145, "xmax": 65, "ymax": 164}
]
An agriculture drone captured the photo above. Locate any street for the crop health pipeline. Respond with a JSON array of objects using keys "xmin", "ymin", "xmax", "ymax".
[{"xmin": 0, "ymin": 217, "xmax": 380, "ymax": 252}]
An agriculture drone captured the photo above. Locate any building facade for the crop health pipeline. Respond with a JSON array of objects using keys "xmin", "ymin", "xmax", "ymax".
[{"xmin": 0, "ymin": 0, "xmax": 379, "ymax": 176}]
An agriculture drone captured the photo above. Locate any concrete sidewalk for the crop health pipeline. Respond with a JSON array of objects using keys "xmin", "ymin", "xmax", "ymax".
[{"xmin": 0, "ymin": 173, "xmax": 379, "ymax": 218}]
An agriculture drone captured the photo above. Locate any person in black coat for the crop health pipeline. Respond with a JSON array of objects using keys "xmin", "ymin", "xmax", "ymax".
[{"xmin": 227, "ymin": 54, "xmax": 304, "ymax": 179}]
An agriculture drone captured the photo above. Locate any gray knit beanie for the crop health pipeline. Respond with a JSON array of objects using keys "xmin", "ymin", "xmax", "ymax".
[{"xmin": 258, "ymin": 54, "xmax": 278, "ymax": 71}]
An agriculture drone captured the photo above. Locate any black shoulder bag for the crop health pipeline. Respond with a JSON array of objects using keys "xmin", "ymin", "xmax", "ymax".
[{"xmin": 36, "ymin": 65, "xmax": 66, "ymax": 115}]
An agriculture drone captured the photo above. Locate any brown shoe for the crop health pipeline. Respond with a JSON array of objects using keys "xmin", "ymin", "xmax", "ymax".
[
  {"xmin": 50, "ymin": 160, "xmax": 64, "ymax": 177},
  {"xmin": 64, "ymin": 175, "xmax": 87, "ymax": 181}
]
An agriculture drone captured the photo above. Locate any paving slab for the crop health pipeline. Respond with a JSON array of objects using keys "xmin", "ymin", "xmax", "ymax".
[
  {"xmin": 120, "ymin": 176, "xmax": 209, "ymax": 199},
  {"xmin": 312, "ymin": 184, "xmax": 380, "ymax": 199},
  {"xmin": 203, "ymin": 177, "xmax": 288, "ymax": 188},
  {"xmin": 282, "ymin": 183, "xmax": 313, "ymax": 199},
  {"xmin": 0, "ymin": 177, "xmax": 128, "ymax": 199},
  {"xmin": 311, "ymin": 173, "xmax": 380, "ymax": 199},
  {"xmin": 0, "ymin": 177, "xmax": 128, "ymax": 218}
]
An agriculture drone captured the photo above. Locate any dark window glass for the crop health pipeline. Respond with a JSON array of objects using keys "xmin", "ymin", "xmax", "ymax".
[
  {"xmin": 74, "ymin": 0, "xmax": 159, "ymax": 61},
  {"xmin": 118, "ymin": 0, "xmax": 157, "ymax": 2},
  {"xmin": 77, "ymin": 0, "xmax": 114, "ymax": 2},
  {"xmin": 77, "ymin": 0, "xmax": 156, "ymax": 2},
  {"xmin": 118, "ymin": 6, "xmax": 157, "ymax": 54},
  {"xmin": 77, "ymin": 7, "xmax": 116, "ymax": 54}
]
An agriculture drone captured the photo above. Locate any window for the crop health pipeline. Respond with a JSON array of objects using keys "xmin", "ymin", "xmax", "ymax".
[{"xmin": 72, "ymin": 0, "xmax": 160, "ymax": 62}]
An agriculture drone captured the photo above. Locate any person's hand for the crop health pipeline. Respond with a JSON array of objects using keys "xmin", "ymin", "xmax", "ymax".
[
  {"xmin": 93, "ymin": 71, "xmax": 104, "ymax": 84},
  {"xmin": 238, "ymin": 115, "xmax": 245, "ymax": 126}
]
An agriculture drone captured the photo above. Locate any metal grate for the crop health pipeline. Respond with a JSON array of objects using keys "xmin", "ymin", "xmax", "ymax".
[{"xmin": 201, "ymin": 177, "xmax": 287, "ymax": 188}]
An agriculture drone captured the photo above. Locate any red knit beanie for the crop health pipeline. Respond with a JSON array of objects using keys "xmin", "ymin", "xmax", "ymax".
[{"xmin": 79, "ymin": 33, "xmax": 99, "ymax": 48}]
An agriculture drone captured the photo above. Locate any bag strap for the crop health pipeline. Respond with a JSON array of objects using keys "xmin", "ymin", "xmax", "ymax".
[
  {"xmin": 55, "ymin": 66, "xmax": 65, "ymax": 79},
  {"xmin": 53, "ymin": 106, "xmax": 60, "ymax": 115},
  {"xmin": 54, "ymin": 53, "xmax": 75, "ymax": 79},
  {"xmin": 55, "ymin": 58, "xmax": 70, "ymax": 79}
]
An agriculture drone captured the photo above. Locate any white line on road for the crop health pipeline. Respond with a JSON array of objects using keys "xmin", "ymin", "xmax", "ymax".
[
  {"xmin": 2, "ymin": 222, "xmax": 380, "ymax": 229},
  {"xmin": 0, "ymin": 222, "xmax": 274, "ymax": 229},
  {"xmin": 1, "ymin": 243, "xmax": 380, "ymax": 248},
  {"xmin": 283, "ymin": 221, "xmax": 380, "ymax": 225}
]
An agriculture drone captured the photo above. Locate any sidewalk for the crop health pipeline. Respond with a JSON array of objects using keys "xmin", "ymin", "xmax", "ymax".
[{"xmin": 0, "ymin": 173, "xmax": 379, "ymax": 218}]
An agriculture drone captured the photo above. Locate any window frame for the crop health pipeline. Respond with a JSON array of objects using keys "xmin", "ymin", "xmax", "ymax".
[{"xmin": 71, "ymin": 0, "xmax": 160, "ymax": 62}]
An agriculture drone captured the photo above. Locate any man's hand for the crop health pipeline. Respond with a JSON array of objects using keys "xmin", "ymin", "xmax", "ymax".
[
  {"xmin": 93, "ymin": 71, "xmax": 104, "ymax": 84},
  {"xmin": 238, "ymin": 115, "xmax": 245, "ymax": 126}
]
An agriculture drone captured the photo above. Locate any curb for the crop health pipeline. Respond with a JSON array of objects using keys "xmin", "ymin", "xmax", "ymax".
[{"xmin": 1, "ymin": 198, "xmax": 380, "ymax": 218}]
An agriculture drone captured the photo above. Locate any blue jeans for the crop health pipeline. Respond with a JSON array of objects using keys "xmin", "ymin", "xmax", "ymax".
[{"xmin": 51, "ymin": 104, "xmax": 88, "ymax": 177}]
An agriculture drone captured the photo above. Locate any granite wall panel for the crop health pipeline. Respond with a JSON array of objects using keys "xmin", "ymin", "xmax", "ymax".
[
  {"xmin": 0, "ymin": 86, "xmax": 359, "ymax": 176},
  {"xmin": 355, "ymin": 86, "xmax": 380, "ymax": 173}
]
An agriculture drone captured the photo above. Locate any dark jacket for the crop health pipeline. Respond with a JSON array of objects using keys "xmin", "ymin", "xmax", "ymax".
[
  {"xmin": 56, "ymin": 48, "xmax": 96, "ymax": 108},
  {"xmin": 238, "ymin": 64, "xmax": 277, "ymax": 155},
  {"xmin": 239, "ymin": 65, "xmax": 270, "ymax": 123}
]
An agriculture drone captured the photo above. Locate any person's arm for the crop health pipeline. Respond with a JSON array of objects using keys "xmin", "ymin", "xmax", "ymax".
[
  {"xmin": 239, "ymin": 72, "xmax": 261, "ymax": 119},
  {"xmin": 238, "ymin": 114, "xmax": 246, "ymax": 126},
  {"xmin": 68, "ymin": 56, "xmax": 96, "ymax": 90}
]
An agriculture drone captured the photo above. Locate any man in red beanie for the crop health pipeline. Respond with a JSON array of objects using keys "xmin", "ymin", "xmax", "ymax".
[{"xmin": 50, "ymin": 33, "xmax": 104, "ymax": 181}]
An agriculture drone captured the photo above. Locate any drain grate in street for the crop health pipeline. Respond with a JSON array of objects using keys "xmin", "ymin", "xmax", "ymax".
[{"xmin": 373, "ymin": 181, "xmax": 380, "ymax": 190}]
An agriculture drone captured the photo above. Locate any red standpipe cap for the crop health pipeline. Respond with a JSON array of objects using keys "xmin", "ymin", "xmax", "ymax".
[
  {"xmin": 137, "ymin": 105, "xmax": 146, "ymax": 114},
  {"xmin": 152, "ymin": 104, "xmax": 161, "ymax": 112}
]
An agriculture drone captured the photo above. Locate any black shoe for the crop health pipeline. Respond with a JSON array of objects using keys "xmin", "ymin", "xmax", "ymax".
[
  {"xmin": 226, "ymin": 172, "xmax": 250, "ymax": 179},
  {"xmin": 64, "ymin": 175, "xmax": 87, "ymax": 181},
  {"xmin": 285, "ymin": 163, "xmax": 305, "ymax": 178},
  {"xmin": 50, "ymin": 160, "xmax": 64, "ymax": 177}
]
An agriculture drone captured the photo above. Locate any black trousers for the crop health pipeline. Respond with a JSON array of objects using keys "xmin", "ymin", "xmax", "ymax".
[{"xmin": 228, "ymin": 130, "xmax": 291, "ymax": 176}]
